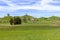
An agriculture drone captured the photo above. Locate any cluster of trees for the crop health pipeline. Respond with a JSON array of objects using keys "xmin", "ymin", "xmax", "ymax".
[
  {"xmin": 9, "ymin": 14, "xmax": 37, "ymax": 25},
  {"xmin": 0, "ymin": 13, "xmax": 60, "ymax": 25},
  {"xmin": 10, "ymin": 17, "xmax": 21, "ymax": 25}
]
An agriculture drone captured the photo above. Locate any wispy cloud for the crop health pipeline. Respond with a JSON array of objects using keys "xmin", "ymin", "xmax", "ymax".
[
  {"xmin": 0, "ymin": 0, "xmax": 60, "ymax": 14},
  {"xmin": 0, "ymin": 0, "xmax": 60, "ymax": 12}
]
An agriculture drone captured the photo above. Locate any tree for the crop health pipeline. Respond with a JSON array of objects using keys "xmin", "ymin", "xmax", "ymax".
[
  {"xmin": 10, "ymin": 17, "xmax": 22, "ymax": 25},
  {"xmin": 10, "ymin": 18, "xmax": 13, "ymax": 25},
  {"xmin": 7, "ymin": 13, "xmax": 10, "ymax": 16},
  {"xmin": 14, "ymin": 17, "xmax": 21, "ymax": 25}
]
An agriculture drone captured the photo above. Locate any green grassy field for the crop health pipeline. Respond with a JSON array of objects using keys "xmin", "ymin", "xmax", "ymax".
[{"xmin": 0, "ymin": 24, "xmax": 60, "ymax": 40}]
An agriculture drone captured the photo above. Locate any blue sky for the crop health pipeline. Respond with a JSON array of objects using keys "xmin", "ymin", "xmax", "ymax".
[{"xmin": 0, "ymin": 0, "xmax": 60, "ymax": 18}]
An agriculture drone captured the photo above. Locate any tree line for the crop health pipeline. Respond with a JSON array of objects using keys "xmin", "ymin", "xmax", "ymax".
[{"xmin": 0, "ymin": 13, "xmax": 60, "ymax": 25}]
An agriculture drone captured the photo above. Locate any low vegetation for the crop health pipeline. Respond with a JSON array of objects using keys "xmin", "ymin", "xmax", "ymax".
[
  {"xmin": 0, "ymin": 13, "xmax": 60, "ymax": 25},
  {"xmin": 0, "ymin": 14, "xmax": 60, "ymax": 40},
  {"xmin": 0, "ymin": 24, "xmax": 60, "ymax": 40}
]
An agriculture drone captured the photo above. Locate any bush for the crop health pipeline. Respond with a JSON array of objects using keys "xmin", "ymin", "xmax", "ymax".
[
  {"xmin": 10, "ymin": 18, "xmax": 13, "ymax": 25},
  {"xmin": 10, "ymin": 17, "xmax": 22, "ymax": 25}
]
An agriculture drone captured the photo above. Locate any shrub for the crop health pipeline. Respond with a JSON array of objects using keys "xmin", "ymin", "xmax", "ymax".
[{"xmin": 10, "ymin": 17, "xmax": 22, "ymax": 25}]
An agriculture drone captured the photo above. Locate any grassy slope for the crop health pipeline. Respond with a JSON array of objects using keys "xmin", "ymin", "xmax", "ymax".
[{"xmin": 0, "ymin": 24, "xmax": 60, "ymax": 40}]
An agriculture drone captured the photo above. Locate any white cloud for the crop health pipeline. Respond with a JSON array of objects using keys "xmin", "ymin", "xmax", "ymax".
[{"xmin": 0, "ymin": 0, "xmax": 60, "ymax": 12}]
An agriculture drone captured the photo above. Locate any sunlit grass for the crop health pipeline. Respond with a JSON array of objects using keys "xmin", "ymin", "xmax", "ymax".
[{"xmin": 0, "ymin": 24, "xmax": 60, "ymax": 40}]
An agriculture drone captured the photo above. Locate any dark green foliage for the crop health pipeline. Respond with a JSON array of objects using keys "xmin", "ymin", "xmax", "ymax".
[
  {"xmin": 14, "ymin": 17, "xmax": 21, "ymax": 25},
  {"xmin": 10, "ymin": 18, "xmax": 13, "ymax": 25},
  {"xmin": 10, "ymin": 17, "xmax": 22, "ymax": 25},
  {"xmin": 1, "ymin": 13, "xmax": 60, "ymax": 24},
  {"xmin": 7, "ymin": 13, "xmax": 10, "ymax": 16}
]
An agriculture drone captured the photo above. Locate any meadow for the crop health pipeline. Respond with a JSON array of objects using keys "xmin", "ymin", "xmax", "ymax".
[
  {"xmin": 0, "ymin": 24, "xmax": 60, "ymax": 40},
  {"xmin": 0, "ymin": 15, "xmax": 60, "ymax": 40}
]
